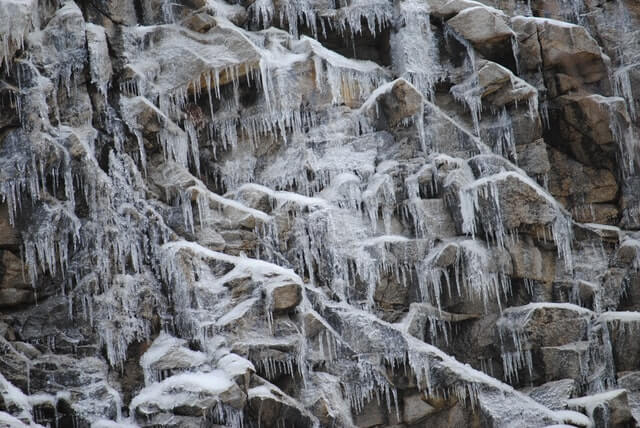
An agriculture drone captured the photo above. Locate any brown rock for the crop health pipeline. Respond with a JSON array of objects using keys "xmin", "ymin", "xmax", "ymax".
[
  {"xmin": 403, "ymin": 393, "xmax": 436, "ymax": 424},
  {"xmin": 269, "ymin": 282, "xmax": 302, "ymax": 312},
  {"xmin": 0, "ymin": 205, "xmax": 20, "ymax": 249},
  {"xmin": 512, "ymin": 17, "xmax": 609, "ymax": 85},
  {"xmin": 447, "ymin": 6, "xmax": 513, "ymax": 46}
]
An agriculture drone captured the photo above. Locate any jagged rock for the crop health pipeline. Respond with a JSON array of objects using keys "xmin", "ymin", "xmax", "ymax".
[
  {"xmin": 456, "ymin": 171, "xmax": 572, "ymax": 256},
  {"xmin": 0, "ymin": 0, "xmax": 36, "ymax": 70},
  {"xmin": 408, "ymin": 198, "xmax": 457, "ymax": 239},
  {"xmin": 354, "ymin": 398, "xmax": 388, "ymax": 427},
  {"xmin": 620, "ymin": 177, "xmax": 640, "ymax": 229},
  {"xmin": 423, "ymin": 101, "xmax": 485, "ymax": 157},
  {"xmin": 474, "ymin": 60, "xmax": 537, "ymax": 108},
  {"xmin": 403, "ymin": 302, "xmax": 480, "ymax": 341},
  {"xmin": 25, "ymin": 2, "xmax": 87, "ymax": 85},
  {"xmin": 428, "ymin": 0, "xmax": 485, "ymax": 18},
  {"xmin": 552, "ymin": 280, "xmax": 598, "ymax": 310},
  {"xmin": 0, "ymin": 373, "xmax": 32, "ymax": 425},
  {"xmin": 83, "ymin": 0, "xmax": 138, "ymax": 27},
  {"xmin": 450, "ymin": 61, "xmax": 538, "ymax": 130},
  {"xmin": 181, "ymin": 12, "xmax": 218, "ymax": 33},
  {"xmin": 121, "ymin": 18, "xmax": 261, "ymax": 98},
  {"xmin": 468, "ymin": 154, "xmax": 521, "ymax": 178}
]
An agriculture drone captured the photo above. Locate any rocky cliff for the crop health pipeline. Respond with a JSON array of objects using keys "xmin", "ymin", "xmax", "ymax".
[{"xmin": 0, "ymin": 0, "xmax": 639, "ymax": 427}]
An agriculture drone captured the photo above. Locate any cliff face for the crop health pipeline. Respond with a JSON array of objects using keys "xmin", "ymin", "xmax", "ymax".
[{"xmin": 0, "ymin": 0, "xmax": 639, "ymax": 427}]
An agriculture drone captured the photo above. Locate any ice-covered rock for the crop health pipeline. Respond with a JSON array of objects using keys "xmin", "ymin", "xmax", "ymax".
[
  {"xmin": 0, "ymin": 0, "xmax": 639, "ymax": 426},
  {"xmin": 567, "ymin": 389, "xmax": 635, "ymax": 428}
]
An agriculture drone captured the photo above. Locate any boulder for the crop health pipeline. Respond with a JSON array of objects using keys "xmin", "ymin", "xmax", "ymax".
[
  {"xmin": 131, "ymin": 370, "xmax": 246, "ymax": 424},
  {"xmin": 618, "ymin": 371, "xmax": 640, "ymax": 424},
  {"xmin": 511, "ymin": 17, "xmax": 610, "ymax": 85},
  {"xmin": 567, "ymin": 389, "xmax": 635, "ymax": 428},
  {"xmin": 360, "ymin": 78, "xmax": 423, "ymax": 128},
  {"xmin": 450, "ymin": 60, "xmax": 538, "ymax": 116},
  {"xmin": 267, "ymin": 282, "xmax": 302, "ymax": 312},
  {"xmin": 457, "ymin": 171, "xmax": 568, "ymax": 244},
  {"xmin": 447, "ymin": 6, "xmax": 513, "ymax": 46},
  {"xmin": 498, "ymin": 304, "xmax": 592, "ymax": 349}
]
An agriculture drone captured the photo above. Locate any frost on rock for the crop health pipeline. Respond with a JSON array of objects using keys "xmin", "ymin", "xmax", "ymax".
[
  {"xmin": 390, "ymin": 0, "xmax": 442, "ymax": 99},
  {"xmin": 2, "ymin": 0, "xmax": 640, "ymax": 426},
  {"xmin": 417, "ymin": 240, "xmax": 512, "ymax": 312},
  {"xmin": 85, "ymin": 23, "xmax": 112, "ymax": 99},
  {"xmin": 459, "ymin": 171, "xmax": 574, "ymax": 272},
  {"xmin": 130, "ymin": 370, "xmax": 245, "ymax": 427},
  {"xmin": 496, "ymin": 303, "xmax": 593, "ymax": 385},
  {"xmin": 0, "ymin": 0, "xmax": 35, "ymax": 70},
  {"xmin": 450, "ymin": 60, "xmax": 538, "ymax": 137}
]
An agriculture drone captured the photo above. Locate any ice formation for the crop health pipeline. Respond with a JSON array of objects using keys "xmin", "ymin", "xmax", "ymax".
[{"xmin": 1, "ymin": 0, "xmax": 640, "ymax": 427}]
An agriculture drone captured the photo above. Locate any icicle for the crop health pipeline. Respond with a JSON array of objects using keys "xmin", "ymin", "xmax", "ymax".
[
  {"xmin": 390, "ymin": 4, "xmax": 441, "ymax": 100},
  {"xmin": 511, "ymin": 36, "xmax": 521, "ymax": 76},
  {"xmin": 613, "ymin": 65, "xmax": 637, "ymax": 120},
  {"xmin": 335, "ymin": 1, "xmax": 393, "ymax": 39},
  {"xmin": 362, "ymin": 173, "xmax": 396, "ymax": 234},
  {"xmin": 450, "ymin": 75, "xmax": 483, "ymax": 136},
  {"xmin": 606, "ymin": 98, "xmax": 639, "ymax": 177},
  {"xmin": 496, "ymin": 311, "xmax": 534, "ymax": 384},
  {"xmin": 444, "ymin": 24, "xmax": 477, "ymax": 73}
]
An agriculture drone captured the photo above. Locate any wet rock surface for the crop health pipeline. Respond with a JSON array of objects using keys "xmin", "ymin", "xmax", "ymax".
[{"xmin": 0, "ymin": 0, "xmax": 639, "ymax": 427}]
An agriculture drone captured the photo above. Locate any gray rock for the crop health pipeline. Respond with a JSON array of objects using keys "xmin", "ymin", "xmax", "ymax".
[{"xmin": 567, "ymin": 389, "xmax": 635, "ymax": 428}]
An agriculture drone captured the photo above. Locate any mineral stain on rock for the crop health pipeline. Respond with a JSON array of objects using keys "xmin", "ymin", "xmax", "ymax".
[{"xmin": 0, "ymin": 0, "xmax": 639, "ymax": 427}]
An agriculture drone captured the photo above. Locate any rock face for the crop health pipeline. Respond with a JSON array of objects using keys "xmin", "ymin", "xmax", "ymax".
[{"xmin": 0, "ymin": 0, "xmax": 639, "ymax": 427}]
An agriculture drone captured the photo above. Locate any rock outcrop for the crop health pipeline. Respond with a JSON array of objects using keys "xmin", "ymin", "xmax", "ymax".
[{"xmin": 0, "ymin": 0, "xmax": 639, "ymax": 427}]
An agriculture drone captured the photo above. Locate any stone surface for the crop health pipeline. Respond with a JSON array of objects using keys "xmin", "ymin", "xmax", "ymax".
[
  {"xmin": 568, "ymin": 389, "xmax": 635, "ymax": 428},
  {"xmin": 0, "ymin": 0, "xmax": 638, "ymax": 427}
]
